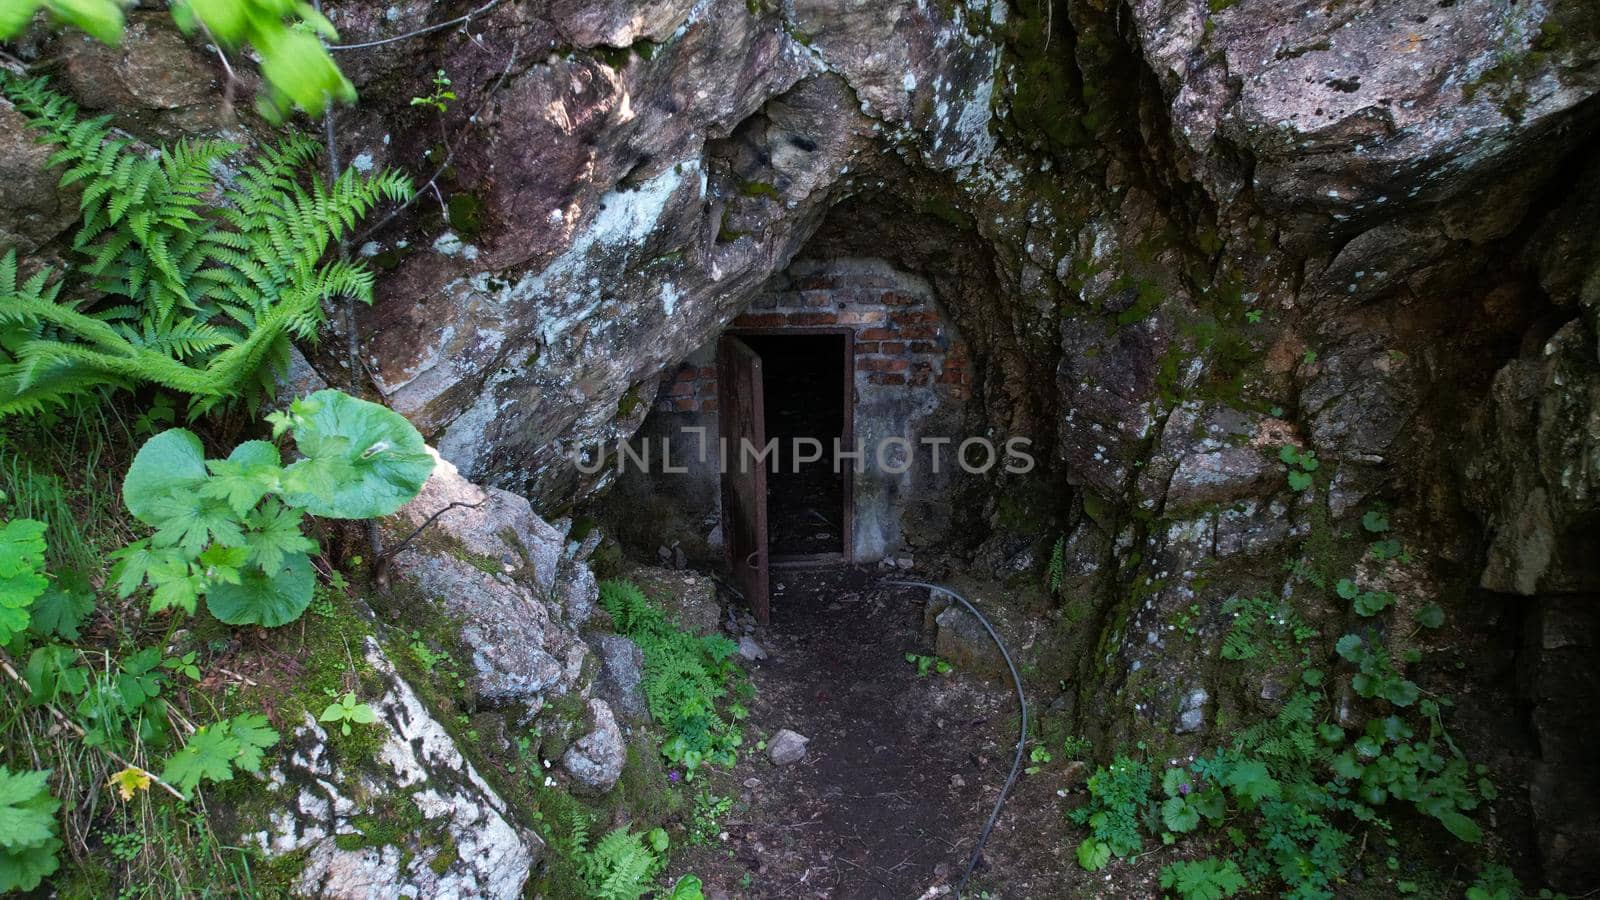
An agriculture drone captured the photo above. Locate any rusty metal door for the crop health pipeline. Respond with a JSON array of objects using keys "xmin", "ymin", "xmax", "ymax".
[{"xmin": 718, "ymin": 335, "xmax": 770, "ymax": 625}]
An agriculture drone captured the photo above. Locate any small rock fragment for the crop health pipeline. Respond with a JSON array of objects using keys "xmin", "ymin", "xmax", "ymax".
[
  {"xmin": 737, "ymin": 635, "xmax": 769, "ymax": 661},
  {"xmin": 768, "ymin": 729, "xmax": 809, "ymax": 765}
]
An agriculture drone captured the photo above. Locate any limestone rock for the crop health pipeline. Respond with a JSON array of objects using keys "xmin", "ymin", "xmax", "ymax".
[
  {"xmin": 627, "ymin": 566, "xmax": 723, "ymax": 637},
  {"xmin": 561, "ymin": 699, "xmax": 627, "ymax": 794},
  {"xmin": 737, "ymin": 635, "xmax": 768, "ymax": 662},
  {"xmin": 249, "ymin": 639, "xmax": 539, "ymax": 898}
]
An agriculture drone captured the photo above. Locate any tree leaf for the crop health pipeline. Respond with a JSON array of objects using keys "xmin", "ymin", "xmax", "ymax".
[
  {"xmin": 204, "ymin": 551, "xmax": 313, "ymax": 627},
  {"xmin": 279, "ymin": 390, "xmax": 433, "ymax": 519}
]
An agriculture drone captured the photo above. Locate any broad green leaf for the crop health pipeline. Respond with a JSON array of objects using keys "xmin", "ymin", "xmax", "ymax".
[
  {"xmin": 1223, "ymin": 759, "xmax": 1280, "ymax": 806},
  {"xmin": 22, "ymin": 645, "xmax": 86, "ymax": 705},
  {"xmin": 1436, "ymin": 810, "xmax": 1482, "ymax": 843},
  {"xmin": 1161, "ymin": 796, "xmax": 1201, "ymax": 833},
  {"xmin": 204, "ymin": 551, "xmax": 314, "ymax": 627},
  {"xmin": 0, "ymin": 519, "xmax": 45, "ymax": 578},
  {"xmin": 123, "ymin": 429, "xmax": 209, "ymax": 526},
  {"xmin": 1361, "ymin": 510, "xmax": 1389, "ymax": 533},
  {"xmin": 148, "ymin": 491, "xmax": 245, "ymax": 556},
  {"xmin": 1354, "ymin": 590, "xmax": 1395, "ymax": 616},
  {"xmin": 1335, "ymin": 634, "xmax": 1363, "ymax": 661},
  {"xmin": 1076, "ymin": 838, "xmax": 1111, "ymax": 871},
  {"xmin": 0, "ymin": 836, "xmax": 60, "ymax": 893},
  {"xmin": 45, "ymin": 0, "xmax": 125, "ymax": 44},
  {"xmin": 0, "ymin": 521, "xmax": 48, "ymax": 639},
  {"xmin": 161, "ymin": 725, "xmax": 240, "ymax": 795},
  {"xmin": 223, "ymin": 713, "xmax": 279, "ymax": 773},
  {"xmin": 280, "ymin": 389, "xmax": 433, "ymax": 519},
  {"xmin": 1335, "ymin": 579, "xmax": 1358, "ymax": 600},
  {"xmin": 668, "ymin": 874, "xmax": 705, "ymax": 900},
  {"xmin": 1287, "ymin": 470, "xmax": 1313, "ymax": 492},
  {"xmin": 201, "ymin": 440, "xmax": 281, "ymax": 516},
  {"xmin": 0, "ymin": 766, "xmax": 57, "ymax": 847},
  {"xmin": 1161, "ymin": 766, "xmax": 1188, "ymax": 798},
  {"xmin": 0, "ymin": 0, "xmax": 45, "ymax": 40},
  {"xmin": 240, "ymin": 499, "xmax": 317, "ymax": 571},
  {"xmin": 1414, "ymin": 603, "xmax": 1445, "ymax": 629},
  {"xmin": 28, "ymin": 571, "xmax": 94, "ymax": 640}
]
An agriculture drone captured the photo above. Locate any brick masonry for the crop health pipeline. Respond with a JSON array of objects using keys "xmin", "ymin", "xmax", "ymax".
[{"xmin": 652, "ymin": 262, "xmax": 970, "ymax": 413}]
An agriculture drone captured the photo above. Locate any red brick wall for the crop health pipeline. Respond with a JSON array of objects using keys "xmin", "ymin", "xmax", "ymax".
[{"xmin": 652, "ymin": 267, "xmax": 969, "ymax": 413}]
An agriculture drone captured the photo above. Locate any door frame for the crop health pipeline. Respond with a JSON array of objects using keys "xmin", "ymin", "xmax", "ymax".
[{"xmin": 721, "ymin": 326, "xmax": 855, "ymax": 567}]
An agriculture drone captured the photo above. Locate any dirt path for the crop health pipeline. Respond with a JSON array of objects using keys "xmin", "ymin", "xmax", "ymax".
[{"xmin": 670, "ymin": 567, "xmax": 1078, "ymax": 899}]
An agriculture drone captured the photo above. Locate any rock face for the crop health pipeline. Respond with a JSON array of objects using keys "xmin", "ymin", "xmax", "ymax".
[
  {"xmin": 8, "ymin": 0, "xmax": 1600, "ymax": 890},
  {"xmin": 385, "ymin": 449, "xmax": 593, "ymax": 710},
  {"xmin": 249, "ymin": 640, "xmax": 540, "ymax": 898}
]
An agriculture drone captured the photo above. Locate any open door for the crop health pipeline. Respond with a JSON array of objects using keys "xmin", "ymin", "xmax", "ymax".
[{"xmin": 718, "ymin": 335, "xmax": 770, "ymax": 625}]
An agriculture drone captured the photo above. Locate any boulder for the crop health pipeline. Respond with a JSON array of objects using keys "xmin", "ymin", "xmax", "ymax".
[
  {"xmin": 560, "ymin": 699, "xmax": 627, "ymax": 794},
  {"xmin": 384, "ymin": 449, "xmax": 593, "ymax": 709},
  {"xmin": 589, "ymin": 634, "xmax": 649, "ymax": 723},
  {"xmin": 248, "ymin": 639, "xmax": 539, "ymax": 898}
]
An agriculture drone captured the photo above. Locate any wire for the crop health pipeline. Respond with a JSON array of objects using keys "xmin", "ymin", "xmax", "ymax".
[
  {"xmin": 327, "ymin": 0, "xmax": 505, "ymax": 51},
  {"xmin": 887, "ymin": 579, "xmax": 1027, "ymax": 897}
]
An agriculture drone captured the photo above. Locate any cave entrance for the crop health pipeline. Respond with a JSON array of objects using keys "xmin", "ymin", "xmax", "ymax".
[{"xmin": 718, "ymin": 330, "xmax": 854, "ymax": 624}]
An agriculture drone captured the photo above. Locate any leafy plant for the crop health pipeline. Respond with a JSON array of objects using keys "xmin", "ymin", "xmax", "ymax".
[
  {"xmin": 410, "ymin": 70, "xmax": 458, "ymax": 113},
  {"xmin": 0, "ymin": 0, "xmax": 353, "ymax": 120},
  {"xmin": 905, "ymin": 652, "xmax": 952, "ymax": 677},
  {"xmin": 160, "ymin": 713, "xmax": 279, "ymax": 795},
  {"xmin": 318, "ymin": 692, "xmax": 378, "ymax": 737},
  {"xmin": 1277, "ymin": 445, "xmax": 1319, "ymax": 492},
  {"xmin": 1159, "ymin": 858, "xmax": 1246, "ymax": 899},
  {"xmin": 109, "ymin": 389, "xmax": 432, "ymax": 627},
  {"xmin": 1069, "ymin": 755, "xmax": 1151, "ymax": 868},
  {"xmin": 1025, "ymin": 743, "xmax": 1052, "ymax": 775},
  {"xmin": 576, "ymin": 827, "xmax": 666, "ymax": 900},
  {"xmin": 0, "ymin": 766, "xmax": 62, "ymax": 892},
  {"xmin": 1335, "ymin": 578, "xmax": 1395, "ymax": 617},
  {"xmin": 0, "ymin": 517, "xmax": 49, "ymax": 644},
  {"xmin": 598, "ymin": 580, "xmax": 743, "ymax": 776},
  {"xmin": 0, "ymin": 76, "xmax": 411, "ymax": 416}
]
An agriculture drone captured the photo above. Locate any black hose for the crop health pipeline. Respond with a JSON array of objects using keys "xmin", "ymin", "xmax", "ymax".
[{"xmin": 887, "ymin": 579, "xmax": 1028, "ymax": 897}]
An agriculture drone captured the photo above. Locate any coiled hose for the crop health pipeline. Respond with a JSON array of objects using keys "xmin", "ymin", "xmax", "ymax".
[{"xmin": 888, "ymin": 580, "xmax": 1028, "ymax": 897}]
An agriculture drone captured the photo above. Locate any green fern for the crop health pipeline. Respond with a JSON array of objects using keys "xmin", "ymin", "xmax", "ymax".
[
  {"xmin": 0, "ymin": 74, "xmax": 412, "ymax": 416},
  {"xmin": 580, "ymin": 829, "xmax": 659, "ymax": 900},
  {"xmin": 598, "ymin": 580, "xmax": 742, "ymax": 773}
]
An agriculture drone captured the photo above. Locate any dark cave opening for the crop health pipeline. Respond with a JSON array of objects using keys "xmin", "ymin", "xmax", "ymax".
[{"xmin": 735, "ymin": 332, "xmax": 850, "ymax": 560}]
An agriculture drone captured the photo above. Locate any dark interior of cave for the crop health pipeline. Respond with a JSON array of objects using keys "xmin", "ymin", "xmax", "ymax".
[{"xmin": 737, "ymin": 333, "xmax": 849, "ymax": 560}]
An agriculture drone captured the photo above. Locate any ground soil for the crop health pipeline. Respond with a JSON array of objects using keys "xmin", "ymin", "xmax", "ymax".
[{"xmin": 667, "ymin": 566, "xmax": 1096, "ymax": 899}]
